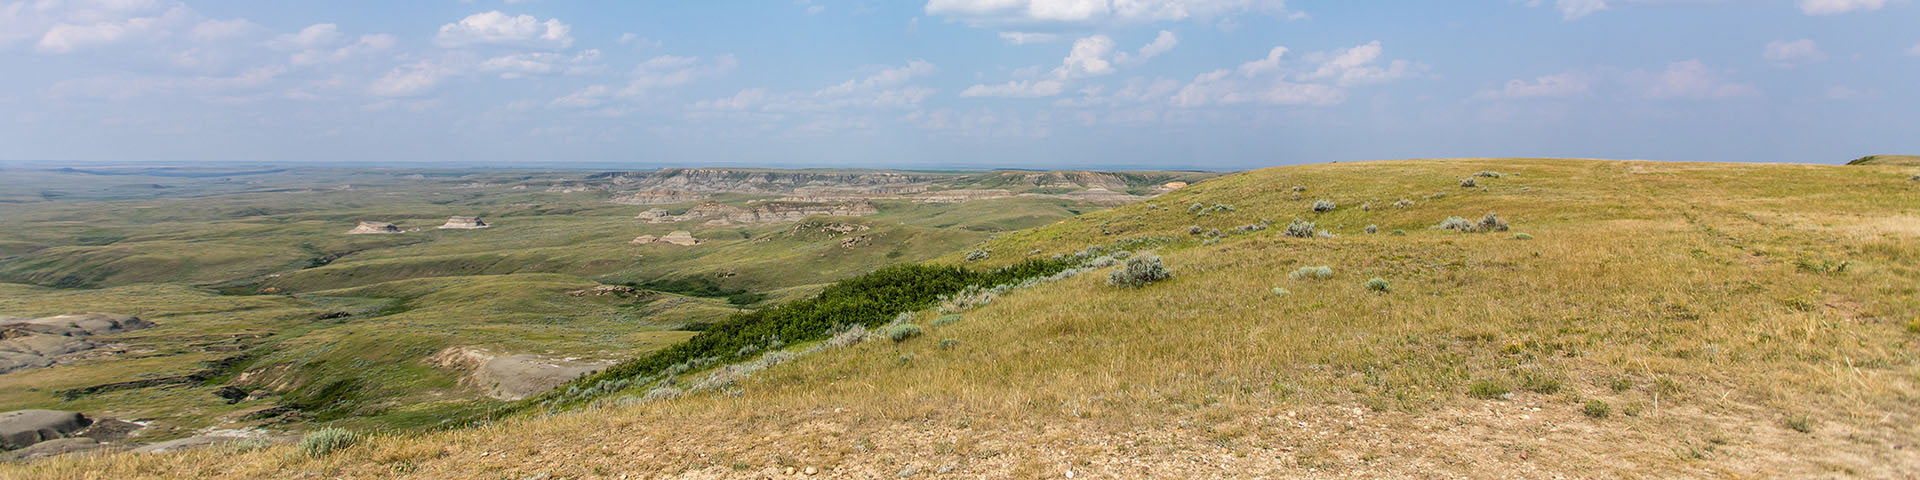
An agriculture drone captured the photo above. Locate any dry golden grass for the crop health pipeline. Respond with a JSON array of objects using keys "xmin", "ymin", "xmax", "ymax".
[{"xmin": 11, "ymin": 158, "xmax": 1919, "ymax": 479}]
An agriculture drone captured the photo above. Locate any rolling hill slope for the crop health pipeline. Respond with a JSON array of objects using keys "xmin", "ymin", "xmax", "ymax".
[{"xmin": 16, "ymin": 158, "xmax": 1920, "ymax": 479}]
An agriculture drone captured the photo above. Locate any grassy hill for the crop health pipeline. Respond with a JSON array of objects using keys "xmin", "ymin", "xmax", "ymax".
[
  {"xmin": 14, "ymin": 158, "xmax": 1920, "ymax": 478},
  {"xmin": 1847, "ymin": 154, "xmax": 1920, "ymax": 166}
]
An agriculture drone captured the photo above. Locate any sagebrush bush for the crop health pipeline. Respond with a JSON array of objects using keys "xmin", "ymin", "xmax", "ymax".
[
  {"xmin": 931, "ymin": 314, "xmax": 962, "ymax": 326},
  {"xmin": 1312, "ymin": 200, "xmax": 1336, "ymax": 212},
  {"xmin": 1271, "ymin": 287, "xmax": 1291, "ymax": 296},
  {"xmin": 1460, "ymin": 177, "xmax": 1477, "ymax": 188},
  {"xmin": 1434, "ymin": 216, "xmax": 1473, "ymax": 231},
  {"xmin": 1476, "ymin": 213, "xmax": 1510, "ymax": 232},
  {"xmin": 964, "ymin": 249, "xmax": 990, "ymax": 262},
  {"xmin": 1283, "ymin": 219, "xmax": 1316, "ymax": 238},
  {"xmin": 1364, "ymin": 277, "xmax": 1390, "ymax": 292},
  {"xmin": 1392, "ymin": 198, "xmax": 1413, "ymax": 208},
  {"xmin": 299, "ymin": 427, "xmax": 359, "ymax": 457},
  {"xmin": 1108, "ymin": 253, "xmax": 1172, "ymax": 288},
  {"xmin": 1289, "ymin": 265, "xmax": 1333, "ymax": 280},
  {"xmin": 1475, "ymin": 171, "xmax": 1505, "ymax": 178},
  {"xmin": 1188, "ymin": 225, "xmax": 1202, "ymax": 235},
  {"xmin": 1513, "ymin": 232, "xmax": 1533, "ymax": 240},
  {"xmin": 1391, "ymin": 229, "xmax": 1407, "ymax": 235},
  {"xmin": 1292, "ymin": 185, "xmax": 1306, "ymax": 192},
  {"xmin": 1365, "ymin": 224, "xmax": 1378, "ymax": 234},
  {"xmin": 885, "ymin": 324, "xmax": 923, "ymax": 342}
]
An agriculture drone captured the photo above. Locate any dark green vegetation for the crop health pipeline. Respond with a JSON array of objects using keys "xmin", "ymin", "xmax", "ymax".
[
  {"xmin": 0, "ymin": 164, "xmax": 1207, "ymax": 439},
  {"xmin": 531, "ymin": 257, "xmax": 1083, "ymax": 410}
]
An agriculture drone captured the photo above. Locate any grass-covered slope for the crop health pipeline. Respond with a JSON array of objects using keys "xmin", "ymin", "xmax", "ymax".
[
  {"xmin": 1848, "ymin": 154, "xmax": 1920, "ymax": 166},
  {"xmin": 18, "ymin": 158, "xmax": 1920, "ymax": 479}
]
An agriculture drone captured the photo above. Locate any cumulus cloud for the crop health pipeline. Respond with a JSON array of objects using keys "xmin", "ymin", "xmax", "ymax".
[
  {"xmin": 369, "ymin": 60, "xmax": 455, "ymax": 97},
  {"xmin": 997, "ymin": 31, "xmax": 1060, "ymax": 44},
  {"xmin": 1636, "ymin": 59, "xmax": 1759, "ymax": 99},
  {"xmin": 434, "ymin": 11, "xmax": 573, "ymax": 49},
  {"xmin": 925, "ymin": 0, "xmax": 1295, "ymax": 27},
  {"xmin": 188, "ymin": 18, "xmax": 261, "ymax": 41},
  {"xmin": 697, "ymin": 59, "xmax": 940, "ymax": 111},
  {"xmin": 480, "ymin": 49, "xmax": 603, "ymax": 78},
  {"xmin": 1763, "ymin": 39, "xmax": 1825, "ymax": 67},
  {"xmin": 550, "ymin": 54, "xmax": 739, "ymax": 108},
  {"xmin": 1537, "ymin": 0, "xmax": 1887, "ymax": 19},
  {"xmin": 1114, "ymin": 30, "xmax": 1177, "ymax": 65},
  {"xmin": 33, "ymin": 4, "xmax": 193, "ymax": 53},
  {"xmin": 1798, "ymin": 0, "xmax": 1885, "ymax": 14},
  {"xmin": 1170, "ymin": 41, "xmax": 1414, "ymax": 107},
  {"xmin": 963, "ymin": 33, "xmax": 1181, "ymax": 98}
]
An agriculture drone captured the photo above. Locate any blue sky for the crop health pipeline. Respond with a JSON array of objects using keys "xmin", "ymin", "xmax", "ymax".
[{"xmin": 1, "ymin": 0, "xmax": 1915, "ymax": 170}]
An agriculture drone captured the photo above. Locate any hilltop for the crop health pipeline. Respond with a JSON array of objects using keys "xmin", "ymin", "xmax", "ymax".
[
  {"xmin": 11, "ymin": 158, "xmax": 1920, "ymax": 478},
  {"xmin": 1848, "ymin": 155, "xmax": 1920, "ymax": 166}
]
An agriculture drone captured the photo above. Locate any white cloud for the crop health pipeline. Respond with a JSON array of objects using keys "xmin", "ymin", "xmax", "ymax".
[
  {"xmin": 434, "ymin": 11, "xmax": 573, "ymax": 49},
  {"xmin": 964, "ymin": 34, "xmax": 1157, "ymax": 98},
  {"xmin": 369, "ymin": 60, "xmax": 454, "ymax": 97},
  {"xmin": 33, "ymin": 4, "xmax": 192, "ymax": 53},
  {"xmin": 1637, "ymin": 59, "xmax": 1759, "ymax": 99},
  {"xmin": 1538, "ymin": 0, "xmax": 1886, "ymax": 19},
  {"xmin": 925, "ymin": 0, "xmax": 1295, "ymax": 27},
  {"xmin": 1474, "ymin": 72, "xmax": 1592, "ymax": 100},
  {"xmin": 1798, "ymin": 0, "xmax": 1884, "ymax": 14},
  {"xmin": 617, "ymin": 32, "xmax": 662, "ymax": 48},
  {"xmin": 276, "ymin": 23, "xmax": 341, "ymax": 49},
  {"xmin": 1551, "ymin": 0, "xmax": 1609, "ymax": 19},
  {"xmin": 1300, "ymin": 41, "xmax": 1415, "ymax": 86},
  {"xmin": 696, "ymin": 60, "xmax": 940, "ymax": 111},
  {"xmin": 997, "ymin": 31, "xmax": 1059, "ymax": 44},
  {"xmin": 551, "ymin": 54, "xmax": 738, "ymax": 108},
  {"xmin": 188, "ymin": 18, "xmax": 260, "ymax": 41},
  {"xmin": 1763, "ymin": 39, "xmax": 1825, "ymax": 66},
  {"xmin": 1170, "ymin": 40, "xmax": 1413, "ymax": 107},
  {"xmin": 1235, "ymin": 46, "xmax": 1287, "ymax": 77},
  {"xmin": 1113, "ymin": 30, "xmax": 1177, "ymax": 65},
  {"xmin": 480, "ymin": 49, "xmax": 602, "ymax": 78}
]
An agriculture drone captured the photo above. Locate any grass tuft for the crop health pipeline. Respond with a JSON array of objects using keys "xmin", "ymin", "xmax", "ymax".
[
  {"xmin": 1469, "ymin": 379, "xmax": 1511, "ymax": 399},
  {"xmin": 299, "ymin": 427, "xmax": 361, "ymax": 457},
  {"xmin": 1583, "ymin": 400, "xmax": 1611, "ymax": 419},
  {"xmin": 1289, "ymin": 266, "xmax": 1334, "ymax": 280}
]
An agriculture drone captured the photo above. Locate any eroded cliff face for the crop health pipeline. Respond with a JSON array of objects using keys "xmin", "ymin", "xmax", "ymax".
[
  {"xmin": 592, "ymin": 169, "xmax": 955, "ymax": 194},
  {"xmin": 640, "ymin": 201, "xmax": 878, "ymax": 225},
  {"xmin": 608, "ymin": 190, "xmax": 708, "ymax": 205}
]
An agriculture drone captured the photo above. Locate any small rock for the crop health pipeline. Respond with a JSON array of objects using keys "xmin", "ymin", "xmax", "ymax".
[
  {"xmin": 785, "ymin": 467, "xmax": 796, "ymax": 475},
  {"xmin": 804, "ymin": 466, "xmax": 818, "ymax": 475},
  {"xmin": 898, "ymin": 467, "xmax": 917, "ymax": 477}
]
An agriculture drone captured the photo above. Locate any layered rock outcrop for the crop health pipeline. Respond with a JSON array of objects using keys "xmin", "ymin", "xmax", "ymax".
[
  {"xmin": 438, "ymin": 216, "xmax": 488, "ymax": 229},
  {"xmin": 609, "ymin": 190, "xmax": 707, "ymax": 205},
  {"xmin": 1, "ymin": 313, "xmax": 155, "ymax": 374},
  {"xmin": 640, "ymin": 201, "xmax": 877, "ymax": 225},
  {"xmin": 346, "ymin": 221, "xmax": 402, "ymax": 234}
]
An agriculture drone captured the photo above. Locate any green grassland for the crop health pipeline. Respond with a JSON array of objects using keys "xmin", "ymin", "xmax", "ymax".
[
  {"xmin": 19, "ymin": 157, "xmax": 1915, "ymax": 478},
  {"xmin": 0, "ymin": 165, "xmax": 1190, "ymax": 442}
]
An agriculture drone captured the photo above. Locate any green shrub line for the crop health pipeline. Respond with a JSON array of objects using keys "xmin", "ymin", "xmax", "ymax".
[{"xmin": 518, "ymin": 254, "xmax": 1091, "ymax": 412}]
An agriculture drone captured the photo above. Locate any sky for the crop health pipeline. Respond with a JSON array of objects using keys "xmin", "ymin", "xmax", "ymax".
[{"xmin": 1, "ymin": 0, "xmax": 1915, "ymax": 170}]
